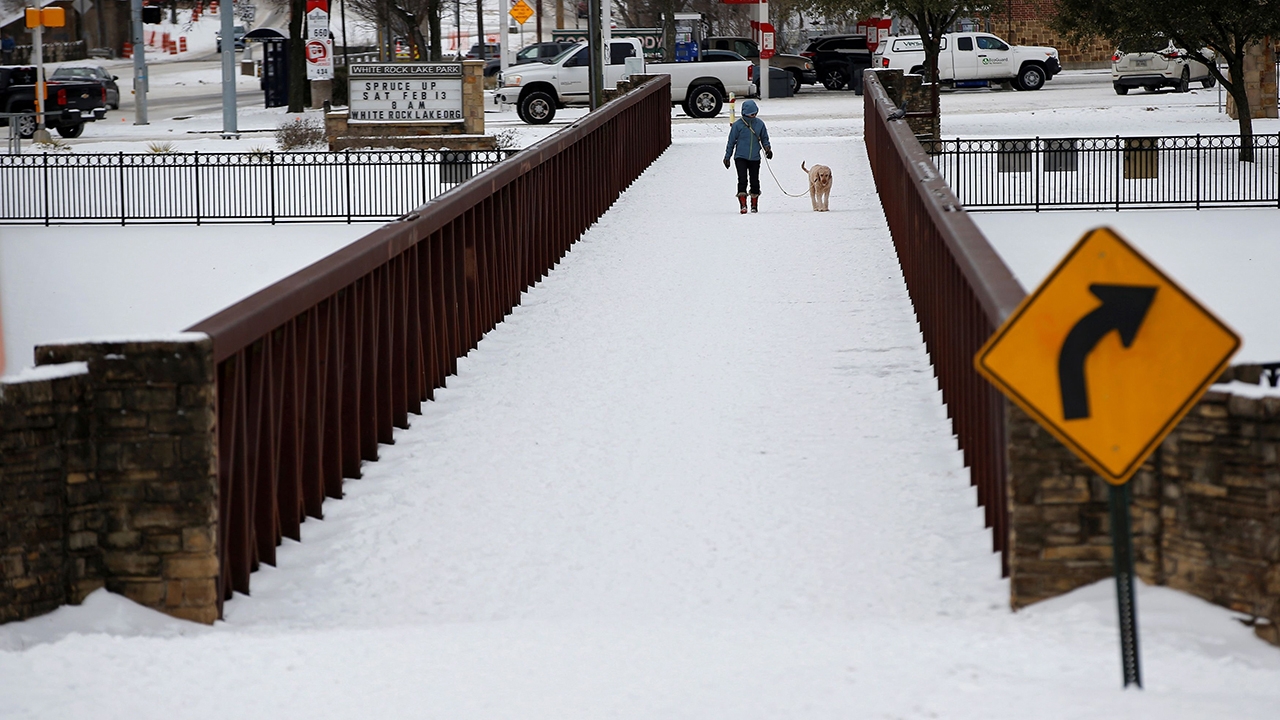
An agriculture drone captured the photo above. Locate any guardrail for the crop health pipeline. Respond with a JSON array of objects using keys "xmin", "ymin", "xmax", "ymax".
[
  {"xmin": 864, "ymin": 71, "xmax": 1026, "ymax": 574},
  {"xmin": 0, "ymin": 149, "xmax": 516, "ymax": 225},
  {"xmin": 186, "ymin": 75, "xmax": 672, "ymax": 612},
  {"xmin": 925, "ymin": 134, "xmax": 1280, "ymax": 211}
]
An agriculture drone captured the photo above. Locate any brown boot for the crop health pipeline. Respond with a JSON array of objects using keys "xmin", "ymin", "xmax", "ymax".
[
  {"xmin": 737, "ymin": 193, "xmax": 748, "ymax": 214},
  {"xmin": 750, "ymin": 194, "xmax": 759, "ymax": 213}
]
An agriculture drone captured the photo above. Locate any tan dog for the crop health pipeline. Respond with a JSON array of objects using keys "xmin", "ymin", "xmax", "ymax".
[{"xmin": 802, "ymin": 161, "xmax": 832, "ymax": 212}]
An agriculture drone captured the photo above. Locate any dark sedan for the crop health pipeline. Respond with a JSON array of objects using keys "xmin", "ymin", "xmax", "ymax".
[{"xmin": 49, "ymin": 65, "xmax": 119, "ymax": 109}]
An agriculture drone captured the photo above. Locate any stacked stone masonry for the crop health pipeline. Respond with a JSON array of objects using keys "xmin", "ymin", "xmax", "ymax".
[
  {"xmin": 1008, "ymin": 373, "xmax": 1280, "ymax": 646},
  {"xmin": 983, "ymin": 1, "xmax": 1112, "ymax": 67},
  {"xmin": 1226, "ymin": 43, "xmax": 1279, "ymax": 121},
  {"xmin": 0, "ymin": 339, "xmax": 219, "ymax": 626}
]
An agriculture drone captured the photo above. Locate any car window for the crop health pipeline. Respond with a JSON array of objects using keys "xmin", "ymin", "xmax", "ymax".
[
  {"xmin": 734, "ymin": 40, "xmax": 758, "ymax": 58},
  {"xmin": 517, "ymin": 46, "xmax": 538, "ymax": 60},
  {"xmin": 712, "ymin": 39, "xmax": 729, "ymax": 51},
  {"xmin": 976, "ymin": 36, "xmax": 1009, "ymax": 51},
  {"xmin": 892, "ymin": 38, "xmax": 923, "ymax": 53},
  {"xmin": 565, "ymin": 47, "xmax": 589, "ymax": 67},
  {"xmin": 609, "ymin": 42, "xmax": 635, "ymax": 65},
  {"xmin": 957, "ymin": 37, "xmax": 973, "ymax": 52}
]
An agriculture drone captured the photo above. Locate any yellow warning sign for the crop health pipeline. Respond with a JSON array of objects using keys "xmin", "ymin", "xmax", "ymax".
[
  {"xmin": 975, "ymin": 227, "xmax": 1239, "ymax": 484},
  {"xmin": 509, "ymin": 0, "xmax": 534, "ymax": 25}
]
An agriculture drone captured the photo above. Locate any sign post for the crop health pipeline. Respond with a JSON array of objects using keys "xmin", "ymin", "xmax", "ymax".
[
  {"xmin": 974, "ymin": 226, "xmax": 1240, "ymax": 689},
  {"xmin": 306, "ymin": 0, "xmax": 334, "ymax": 107}
]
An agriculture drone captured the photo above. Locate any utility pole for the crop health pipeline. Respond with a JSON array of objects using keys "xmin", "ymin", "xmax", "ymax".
[
  {"xmin": 29, "ymin": 9, "xmax": 50, "ymax": 142},
  {"xmin": 220, "ymin": 0, "xmax": 238, "ymax": 137},
  {"xmin": 130, "ymin": 0, "xmax": 148, "ymax": 125},
  {"xmin": 499, "ymin": 0, "xmax": 508, "ymax": 71},
  {"xmin": 476, "ymin": 0, "xmax": 485, "ymax": 60}
]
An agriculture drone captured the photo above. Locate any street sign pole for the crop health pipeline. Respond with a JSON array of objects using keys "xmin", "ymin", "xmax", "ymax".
[
  {"xmin": 220, "ymin": 0, "xmax": 238, "ymax": 137},
  {"xmin": 1109, "ymin": 481, "xmax": 1142, "ymax": 688},
  {"xmin": 130, "ymin": 0, "xmax": 148, "ymax": 125}
]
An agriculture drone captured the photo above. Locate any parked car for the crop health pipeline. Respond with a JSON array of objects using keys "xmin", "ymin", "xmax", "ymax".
[
  {"xmin": 703, "ymin": 36, "xmax": 816, "ymax": 94},
  {"xmin": 496, "ymin": 38, "xmax": 755, "ymax": 123},
  {"xmin": 49, "ymin": 65, "xmax": 119, "ymax": 109},
  {"xmin": 215, "ymin": 25, "xmax": 247, "ymax": 52},
  {"xmin": 515, "ymin": 41, "xmax": 578, "ymax": 65},
  {"xmin": 874, "ymin": 32, "xmax": 1060, "ymax": 91},
  {"xmin": 0, "ymin": 65, "xmax": 108, "ymax": 138},
  {"xmin": 465, "ymin": 42, "xmax": 502, "ymax": 59},
  {"xmin": 1112, "ymin": 39, "xmax": 1215, "ymax": 94},
  {"xmin": 800, "ymin": 34, "xmax": 873, "ymax": 90}
]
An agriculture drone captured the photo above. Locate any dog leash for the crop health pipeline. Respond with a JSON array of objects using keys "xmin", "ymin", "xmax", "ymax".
[{"xmin": 745, "ymin": 120, "xmax": 809, "ymax": 198}]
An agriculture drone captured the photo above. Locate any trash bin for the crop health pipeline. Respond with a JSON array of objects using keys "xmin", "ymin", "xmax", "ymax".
[{"xmin": 755, "ymin": 65, "xmax": 793, "ymax": 98}]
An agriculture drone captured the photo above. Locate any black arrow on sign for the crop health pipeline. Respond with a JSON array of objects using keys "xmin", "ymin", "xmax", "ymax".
[{"xmin": 1059, "ymin": 284, "xmax": 1158, "ymax": 420}]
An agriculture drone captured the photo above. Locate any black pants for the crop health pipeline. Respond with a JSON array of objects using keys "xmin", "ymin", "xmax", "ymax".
[{"xmin": 735, "ymin": 158, "xmax": 761, "ymax": 196}]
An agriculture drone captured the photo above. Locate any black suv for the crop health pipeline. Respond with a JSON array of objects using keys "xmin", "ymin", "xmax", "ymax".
[
  {"xmin": 800, "ymin": 34, "xmax": 873, "ymax": 91},
  {"xmin": 514, "ymin": 41, "xmax": 577, "ymax": 65}
]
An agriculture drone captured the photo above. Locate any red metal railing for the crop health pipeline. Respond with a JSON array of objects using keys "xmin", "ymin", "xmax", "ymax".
[
  {"xmin": 863, "ymin": 72, "xmax": 1025, "ymax": 574},
  {"xmin": 187, "ymin": 77, "xmax": 673, "ymax": 612}
]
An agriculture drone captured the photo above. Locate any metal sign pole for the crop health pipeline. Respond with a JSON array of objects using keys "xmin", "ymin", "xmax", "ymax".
[
  {"xmin": 130, "ymin": 0, "xmax": 148, "ymax": 125},
  {"xmin": 31, "ymin": 20, "xmax": 47, "ymax": 138},
  {"xmin": 220, "ymin": 0, "xmax": 239, "ymax": 137},
  {"xmin": 1108, "ymin": 480, "xmax": 1142, "ymax": 688}
]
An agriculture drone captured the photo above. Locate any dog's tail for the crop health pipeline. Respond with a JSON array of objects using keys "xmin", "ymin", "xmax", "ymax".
[{"xmin": 801, "ymin": 161, "xmax": 809, "ymax": 174}]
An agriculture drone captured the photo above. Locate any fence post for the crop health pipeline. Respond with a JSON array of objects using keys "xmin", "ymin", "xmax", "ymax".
[
  {"xmin": 421, "ymin": 149, "xmax": 428, "ymax": 207},
  {"xmin": 1115, "ymin": 135, "xmax": 1121, "ymax": 212},
  {"xmin": 345, "ymin": 150, "xmax": 352, "ymax": 223},
  {"xmin": 42, "ymin": 152, "xmax": 50, "ymax": 227},
  {"xmin": 1195, "ymin": 135, "xmax": 1201, "ymax": 210},
  {"xmin": 119, "ymin": 152, "xmax": 126, "ymax": 225},
  {"xmin": 194, "ymin": 151, "xmax": 202, "ymax": 225},
  {"xmin": 1034, "ymin": 137, "xmax": 1041, "ymax": 212},
  {"xmin": 270, "ymin": 151, "xmax": 277, "ymax": 225}
]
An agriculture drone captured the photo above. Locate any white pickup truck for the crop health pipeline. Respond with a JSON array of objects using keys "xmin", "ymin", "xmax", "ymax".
[
  {"xmin": 874, "ymin": 32, "xmax": 1061, "ymax": 91},
  {"xmin": 496, "ymin": 38, "xmax": 756, "ymax": 124}
]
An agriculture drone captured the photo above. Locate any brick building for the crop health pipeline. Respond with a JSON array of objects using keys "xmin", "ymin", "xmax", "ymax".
[{"xmin": 988, "ymin": 0, "xmax": 1112, "ymax": 68}]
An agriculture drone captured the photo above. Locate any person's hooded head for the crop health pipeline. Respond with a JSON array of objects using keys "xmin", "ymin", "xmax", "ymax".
[{"xmin": 741, "ymin": 99, "xmax": 759, "ymax": 117}]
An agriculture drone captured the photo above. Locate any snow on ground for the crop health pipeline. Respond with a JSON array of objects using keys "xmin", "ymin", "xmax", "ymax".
[
  {"xmin": 0, "ymin": 224, "xmax": 377, "ymax": 375},
  {"xmin": 2, "ymin": 86, "xmax": 1279, "ymax": 719}
]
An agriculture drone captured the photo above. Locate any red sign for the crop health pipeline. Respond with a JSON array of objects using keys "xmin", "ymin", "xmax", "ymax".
[
  {"xmin": 305, "ymin": 0, "xmax": 328, "ymax": 13},
  {"xmin": 721, "ymin": 0, "xmax": 762, "ymax": 4},
  {"xmin": 305, "ymin": 39, "xmax": 329, "ymax": 63}
]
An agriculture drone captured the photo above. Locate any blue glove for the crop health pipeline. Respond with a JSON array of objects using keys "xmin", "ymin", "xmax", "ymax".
[{"xmin": 723, "ymin": 157, "xmax": 731, "ymax": 169}]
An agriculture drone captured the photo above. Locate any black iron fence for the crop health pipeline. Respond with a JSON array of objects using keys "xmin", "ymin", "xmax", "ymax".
[
  {"xmin": 924, "ymin": 134, "xmax": 1280, "ymax": 211},
  {"xmin": 0, "ymin": 149, "xmax": 517, "ymax": 225}
]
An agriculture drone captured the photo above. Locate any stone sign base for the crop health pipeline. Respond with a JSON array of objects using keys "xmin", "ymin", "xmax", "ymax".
[{"xmin": 324, "ymin": 111, "xmax": 498, "ymax": 151}]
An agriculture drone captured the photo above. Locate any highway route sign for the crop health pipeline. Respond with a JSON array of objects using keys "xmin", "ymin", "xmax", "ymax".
[
  {"xmin": 509, "ymin": 0, "xmax": 534, "ymax": 25},
  {"xmin": 975, "ymin": 226, "xmax": 1239, "ymax": 484}
]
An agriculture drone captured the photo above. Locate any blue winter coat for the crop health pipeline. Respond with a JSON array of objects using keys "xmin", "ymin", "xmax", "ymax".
[{"xmin": 725, "ymin": 116, "xmax": 770, "ymax": 162}]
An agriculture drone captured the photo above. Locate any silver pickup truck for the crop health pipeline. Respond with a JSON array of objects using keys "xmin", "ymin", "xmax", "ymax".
[{"xmin": 496, "ymin": 38, "xmax": 756, "ymax": 124}]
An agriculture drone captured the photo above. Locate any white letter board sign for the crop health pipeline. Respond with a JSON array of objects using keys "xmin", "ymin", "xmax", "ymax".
[{"xmin": 348, "ymin": 63, "xmax": 464, "ymax": 124}]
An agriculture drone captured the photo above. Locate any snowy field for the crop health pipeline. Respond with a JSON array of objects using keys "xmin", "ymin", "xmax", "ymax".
[
  {"xmin": 0, "ymin": 224, "xmax": 376, "ymax": 374},
  {"xmin": 3, "ymin": 80, "xmax": 1279, "ymax": 718}
]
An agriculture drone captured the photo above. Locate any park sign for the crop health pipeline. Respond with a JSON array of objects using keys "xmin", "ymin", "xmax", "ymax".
[
  {"xmin": 975, "ymin": 227, "xmax": 1239, "ymax": 485},
  {"xmin": 348, "ymin": 64, "xmax": 465, "ymax": 124}
]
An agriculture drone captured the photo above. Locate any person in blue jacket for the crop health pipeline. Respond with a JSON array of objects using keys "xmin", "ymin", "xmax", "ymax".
[{"xmin": 723, "ymin": 99, "xmax": 772, "ymax": 214}]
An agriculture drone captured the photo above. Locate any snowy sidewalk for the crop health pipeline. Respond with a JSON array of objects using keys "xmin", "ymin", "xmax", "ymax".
[{"xmin": 2, "ymin": 106, "xmax": 1279, "ymax": 718}]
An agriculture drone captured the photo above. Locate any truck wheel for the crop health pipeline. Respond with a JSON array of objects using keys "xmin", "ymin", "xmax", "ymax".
[
  {"xmin": 1176, "ymin": 68, "xmax": 1191, "ymax": 93},
  {"xmin": 1114, "ymin": 84, "xmax": 1129, "ymax": 95},
  {"xmin": 519, "ymin": 91, "xmax": 556, "ymax": 124},
  {"xmin": 1016, "ymin": 64, "xmax": 1046, "ymax": 91},
  {"xmin": 56, "ymin": 123, "xmax": 85, "ymax": 139},
  {"xmin": 821, "ymin": 68, "xmax": 847, "ymax": 90},
  {"xmin": 685, "ymin": 85, "xmax": 722, "ymax": 118},
  {"xmin": 787, "ymin": 70, "xmax": 802, "ymax": 95},
  {"xmin": 14, "ymin": 114, "xmax": 37, "ymax": 139}
]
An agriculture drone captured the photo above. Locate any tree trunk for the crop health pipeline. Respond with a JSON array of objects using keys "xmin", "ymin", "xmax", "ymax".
[
  {"xmin": 288, "ymin": 0, "xmax": 307, "ymax": 113},
  {"xmin": 662, "ymin": 0, "xmax": 676, "ymax": 62},
  {"xmin": 428, "ymin": 0, "xmax": 443, "ymax": 60},
  {"xmin": 1228, "ymin": 67, "xmax": 1255, "ymax": 162}
]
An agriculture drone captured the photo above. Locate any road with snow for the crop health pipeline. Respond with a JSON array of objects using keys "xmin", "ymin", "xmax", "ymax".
[{"xmin": 2, "ymin": 89, "xmax": 1280, "ymax": 718}]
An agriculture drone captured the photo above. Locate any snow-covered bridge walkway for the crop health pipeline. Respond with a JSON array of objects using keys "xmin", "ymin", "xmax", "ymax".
[{"xmin": 3, "ymin": 103, "xmax": 1278, "ymax": 718}]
